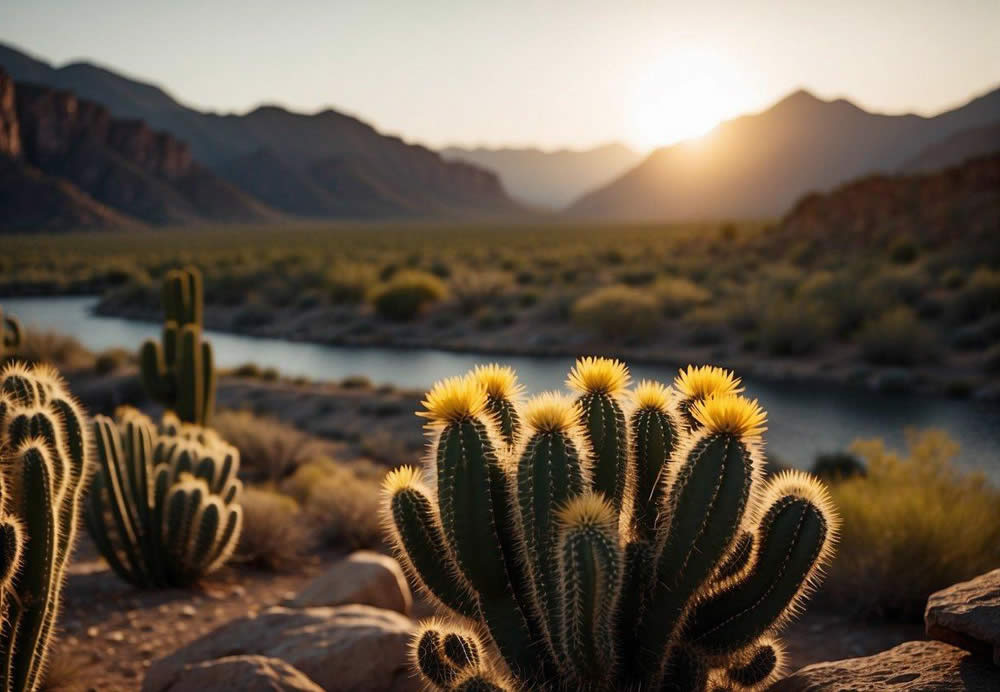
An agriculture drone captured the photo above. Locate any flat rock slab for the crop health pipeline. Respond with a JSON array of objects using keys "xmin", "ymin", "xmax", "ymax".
[
  {"xmin": 285, "ymin": 550, "xmax": 412, "ymax": 615},
  {"xmin": 143, "ymin": 605, "xmax": 420, "ymax": 692},
  {"xmin": 769, "ymin": 640, "xmax": 999, "ymax": 691},
  {"xmin": 152, "ymin": 655, "xmax": 323, "ymax": 691},
  {"xmin": 925, "ymin": 568, "xmax": 1000, "ymax": 665}
]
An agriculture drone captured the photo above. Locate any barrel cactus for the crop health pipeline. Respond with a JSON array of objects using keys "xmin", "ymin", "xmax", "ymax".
[
  {"xmin": 0, "ymin": 307, "xmax": 22, "ymax": 359},
  {"xmin": 85, "ymin": 407, "xmax": 243, "ymax": 587},
  {"xmin": 140, "ymin": 267, "xmax": 217, "ymax": 426},
  {"xmin": 382, "ymin": 359, "xmax": 838, "ymax": 691},
  {"xmin": 0, "ymin": 362, "xmax": 90, "ymax": 692}
]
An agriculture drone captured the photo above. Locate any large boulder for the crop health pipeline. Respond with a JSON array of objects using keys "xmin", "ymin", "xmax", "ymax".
[
  {"xmin": 285, "ymin": 551, "xmax": 412, "ymax": 615},
  {"xmin": 151, "ymin": 655, "xmax": 323, "ymax": 692},
  {"xmin": 143, "ymin": 605, "xmax": 419, "ymax": 692},
  {"xmin": 769, "ymin": 640, "xmax": 999, "ymax": 691},
  {"xmin": 925, "ymin": 568, "xmax": 1000, "ymax": 665}
]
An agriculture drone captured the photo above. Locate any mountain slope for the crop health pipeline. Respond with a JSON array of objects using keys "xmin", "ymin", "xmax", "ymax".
[
  {"xmin": 901, "ymin": 121, "xmax": 1000, "ymax": 173},
  {"xmin": 442, "ymin": 142, "xmax": 641, "ymax": 209},
  {"xmin": 774, "ymin": 152, "xmax": 1000, "ymax": 252},
  {"xmin": 0, "ymin": 69, "xmax": 278, "ymax": 229},
  {"xmin": 567, "ymin": 87, "xmax": 1000, "ymax": 221},
  {"xmin": 0, "ymin": 42, "xmax": 520, "ymax": 219}
]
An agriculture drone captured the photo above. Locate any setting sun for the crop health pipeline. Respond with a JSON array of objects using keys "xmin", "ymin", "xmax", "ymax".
[{"xmin": 628, "ymin": 48, "xmax": 752, "ymax": 151}]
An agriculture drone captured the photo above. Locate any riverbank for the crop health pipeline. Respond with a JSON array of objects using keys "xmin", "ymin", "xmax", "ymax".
[
  {"xmin": 94, "ymin": 291, "xmax": 999, "ymax": 401},
  {"xmin": 4, "ymin": 222, "xmax": 999, "ymax": 401}
]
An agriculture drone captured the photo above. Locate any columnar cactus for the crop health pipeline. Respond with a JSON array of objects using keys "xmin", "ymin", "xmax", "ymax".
[
  {"xmin": 382, "ymin": 360, "xmax": 838, "ymax": 692},
  {"xmin": 0, "ymin": 362, "xmax": 90, "ymax": 692},
  {"xmin": 0, "ymin": 307, "xmax": 22, "ymax": 359},
  {"xmin": 140, "ymin": 267, "xmax": 217, "ymax": 426},
  {"xmin": 85, "ymin": 408, "xmax": 243, "ymax": 587}
]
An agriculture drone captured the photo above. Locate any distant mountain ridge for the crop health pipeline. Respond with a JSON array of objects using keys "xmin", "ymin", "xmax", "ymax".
[
  {"xmin": 0, "ymin": 69, "xmax": 277, "ymax": 231},
  {"xmin": 0, "ymin": 42, "xmax": 520, "ymax": 220},
  {"xmin": 442, "ymin": 142, "xmax": 641, "ymax": 209},
  {"xmin": 568, "ymin": 86, "xmax": 1000, "ymax": 221},
  {"xmin": 901, "ymin": 121, "xmax": 1000, "ymax": 173}
]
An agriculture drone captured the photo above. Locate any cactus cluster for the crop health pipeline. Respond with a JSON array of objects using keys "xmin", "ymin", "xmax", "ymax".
[
  {"xmin": 85, "ymin": 408, "xmax": 243, "ymax": 587},
  {"xmin": 140, "ymin": 267, "xmax": 217, "ymax": 426},
  {"xmin": 0, "ymin": 307, "xmax": 22, "ymax": 359},
  {"xmin": 0, "ymin": 362, "xmax": 90, "ymax": 692},
  {"xmin": 382, "ymin": 359, "xmax": 838, "ymax": 691}
]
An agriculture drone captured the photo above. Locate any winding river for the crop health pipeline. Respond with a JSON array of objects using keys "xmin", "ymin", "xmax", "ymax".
[{"xmin": 4, "ymin": 296, "xmax": 999, "ymax": 479}]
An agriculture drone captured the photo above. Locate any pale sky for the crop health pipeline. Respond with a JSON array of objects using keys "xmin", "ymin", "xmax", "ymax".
[{"xmin": 3, "ymin": 1, "xmax": 998, "ymax": 152}]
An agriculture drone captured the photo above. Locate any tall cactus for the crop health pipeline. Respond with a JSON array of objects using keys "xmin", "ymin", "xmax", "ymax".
[
  {"xmin": 383, "ymin": 360, "xmax": 838, "ymax": 692},
  {"xmin": 85, "ymin": 408, "xmax": 243, "ymax": 587},
  {"xmin": 140, "ymin": 267, "xmax": 217, "ymax": 426},
  {"xmin": 0, "ymin": 362, "xmax": 90, "ymax": 692},
  {"xmin": 0, "ymin": 307, "xmax": 22, "ymax": 359}
]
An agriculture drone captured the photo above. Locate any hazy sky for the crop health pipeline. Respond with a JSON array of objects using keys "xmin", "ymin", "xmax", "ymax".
[{"xmin": 3, "ymin": 1, "xmax": 999, "ymax": 151}]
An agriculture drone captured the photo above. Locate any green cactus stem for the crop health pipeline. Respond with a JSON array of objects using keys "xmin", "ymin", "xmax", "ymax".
[
  {"xmin": 383, "ymin": 359, "xmax": 838, "ymax": 692},
  {"xmin": 139, "ymin": 267, "xmax": 217, "ymax": 426},
  {"xmin": 0, "ymin": 362, "xmax": 91, "ymax": 692},
  {"xmin": 85, "ymin": 408, "xmax": 243, "ymax": 588}
]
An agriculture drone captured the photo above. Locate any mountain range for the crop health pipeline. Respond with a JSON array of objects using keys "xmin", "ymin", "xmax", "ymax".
[
  {"xmin": 0, "ymin": 42, "xmax": 519, "ymax": 223},
  {"xmin": 2, "ymin": 40, "xmax": 1000, "ymax": 229},
  {"xmin": 442, "ymin": 143, "xmax": 641, "ymax": 209},
  {"xmin": 568, "ymin": 87, "xmax": 1000, "ymax": 220}
]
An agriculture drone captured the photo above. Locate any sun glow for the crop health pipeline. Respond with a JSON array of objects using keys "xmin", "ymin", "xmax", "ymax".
[{"xmin": 628, "ymin": 48, "xmax": 751, "ymax": 150}]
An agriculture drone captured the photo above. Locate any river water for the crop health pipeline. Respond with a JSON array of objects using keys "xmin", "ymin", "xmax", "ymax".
[{"xmin": 4, "ymin": 296, "xmax": 999, "ymax": 478}]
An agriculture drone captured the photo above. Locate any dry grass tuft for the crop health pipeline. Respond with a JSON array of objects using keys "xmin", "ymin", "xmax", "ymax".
[
  {"xmin": 236, "ymin": 486, "xmax": 314, "ymax": 572},
  {"xmin": 819, "ymin": 429, "xmax": 1000, "ymax": 620},
  {"xmin": 213, "ymin": 409, "xmax": 325, "ymax": 483}
]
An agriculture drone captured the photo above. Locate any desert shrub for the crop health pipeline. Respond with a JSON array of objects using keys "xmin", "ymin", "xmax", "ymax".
[
  {"xmin": 821, "ymin": 430, "xmax": 1000, "ymax": 620},
  {"xmin": 859, "ymin": 307, "xmax": 938, "ymax": 365},
  {"xmin": 281, "ymin": 458, "xmax": 384, "ymax": 550},
  {"xmin": 326, "ymin": 263, "xmax": 376, "ymax": 304},
  {"xmin": 369, "ymin": 270, "xmax": 448, "ymax": 321},
  {"xmin": 888, "ymin": 236, "xmax": 919, "ymax": 264},
  {"xmin": 653, "ymin": 277, "xmax": 711, "ymax": 317},
  {"xmin": 450, "ymin": 270, "xmax": 508, "ymax": 314},
  {"xmin": 953, "ymin": 267, "xmax": 1000, "ymax": 322},
  {"xmin": 811, "ymin": 452, "xmax": 866, "ymax": 481},
  {"xmin": 758, "ymin": 298, "xmax": 832, "ymax": 356},
  {"xmin": 864, "ymin": 265, "xmax": 927, "ymax": 306},
  {"xmin": 93, "ymin": 347, "xmax": 132, "ymax": 375},
  {"xmin": 213, "ymin": 410, "xmax": 324, "ymax": 483},
  {"xmin": 800, "ymin": 271, "xmax": 880, "ymax": 337},
  {"xmin": 340, "ymin": 374, "xmax": 373, "ymax": 389},
  {"xmin": 682, "ymin": 306, "xmax": 729, "ymax": 345},
  {"xmin": 984, "ymin": 343, "xmax": 1000, "ymax": 373},
  {"xmin": 236, "ymin": 487, "xmax": 313, "ymax": 571},
  {"xmin": 571, "ymin": 284, "xmax": 660, "ymax": 340},
  {"xmin": 11, "ymin": 329, "xmax": 95, "ymax": 371},
  {"xmin": 233, "ymin": 301, "xmax": 275, "ymax": 328}
]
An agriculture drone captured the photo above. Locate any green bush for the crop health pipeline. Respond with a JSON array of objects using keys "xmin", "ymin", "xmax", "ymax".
[
  {"xmin": 369, "ymin": 270, "xmax": 449, "ymax": 321},
  {"xmin": 758, "ymin": 298, "xmax": 832, "ymax": 356},
  {"xmin": 953, "ymin": 267, "xmax": 1000, "ymax": 322},
  {"xmin": 682, "ymin": 305, "xmax": 729, "ymax": 345},
  {"xmin": 653, "ymin": 276, "xmax": 711, "ymax": 317},
  {"xmin": 821, "ymin": 430, "xmax": 1000, "ymax": 620},
  {"xmin": 859, "ymin": 307, "xmax": 938, "ymax": 365},
  {"xmin": 236, "ymin": 487, "xmax": 313, "ymax": 571},
  {"xmin": 571, "ymin": 284, "xmax": 660, "ymax": 340},
  {"xmin": 326, "ymin": 263, "xmax": 376, "ymax": 304}
]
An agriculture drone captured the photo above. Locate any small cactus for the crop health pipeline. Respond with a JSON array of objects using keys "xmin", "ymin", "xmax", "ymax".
[
  {"xmin": 0, "ymin": 307, "xmax": 22, "ymax": 359},
  {"xmin": 383, "ymin": 360, "xmax": 838, "ymax": 692},
  {"xmin": 85, "ymin": 408, "xmax": 243, "ymax": 587},
  {"xmin": 0, "ymin": 362, "xmax": 91, "ymax": 692},
  {"xmin": 140, "ymin": 267, "xmax": 217, "ymax": 426}
]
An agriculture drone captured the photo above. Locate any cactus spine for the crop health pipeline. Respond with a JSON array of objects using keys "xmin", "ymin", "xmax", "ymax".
[
  {"xmin": 383, "ymin": 360, "xmax": 838, "ymax": 692},
  {"xmin": 140, "ymin": 267, "xmax": 217, "ymax": 426},
  {"xmin": 85, "ymin": 408, "xmax": 243, "ymax": 587},
  {"xmin": 0, "ymin": 308, "xmax": 22, "ymax": 359},
  {"xmin": 0, "ymin": 362, "xmax": 90, "ymax": 692}
]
